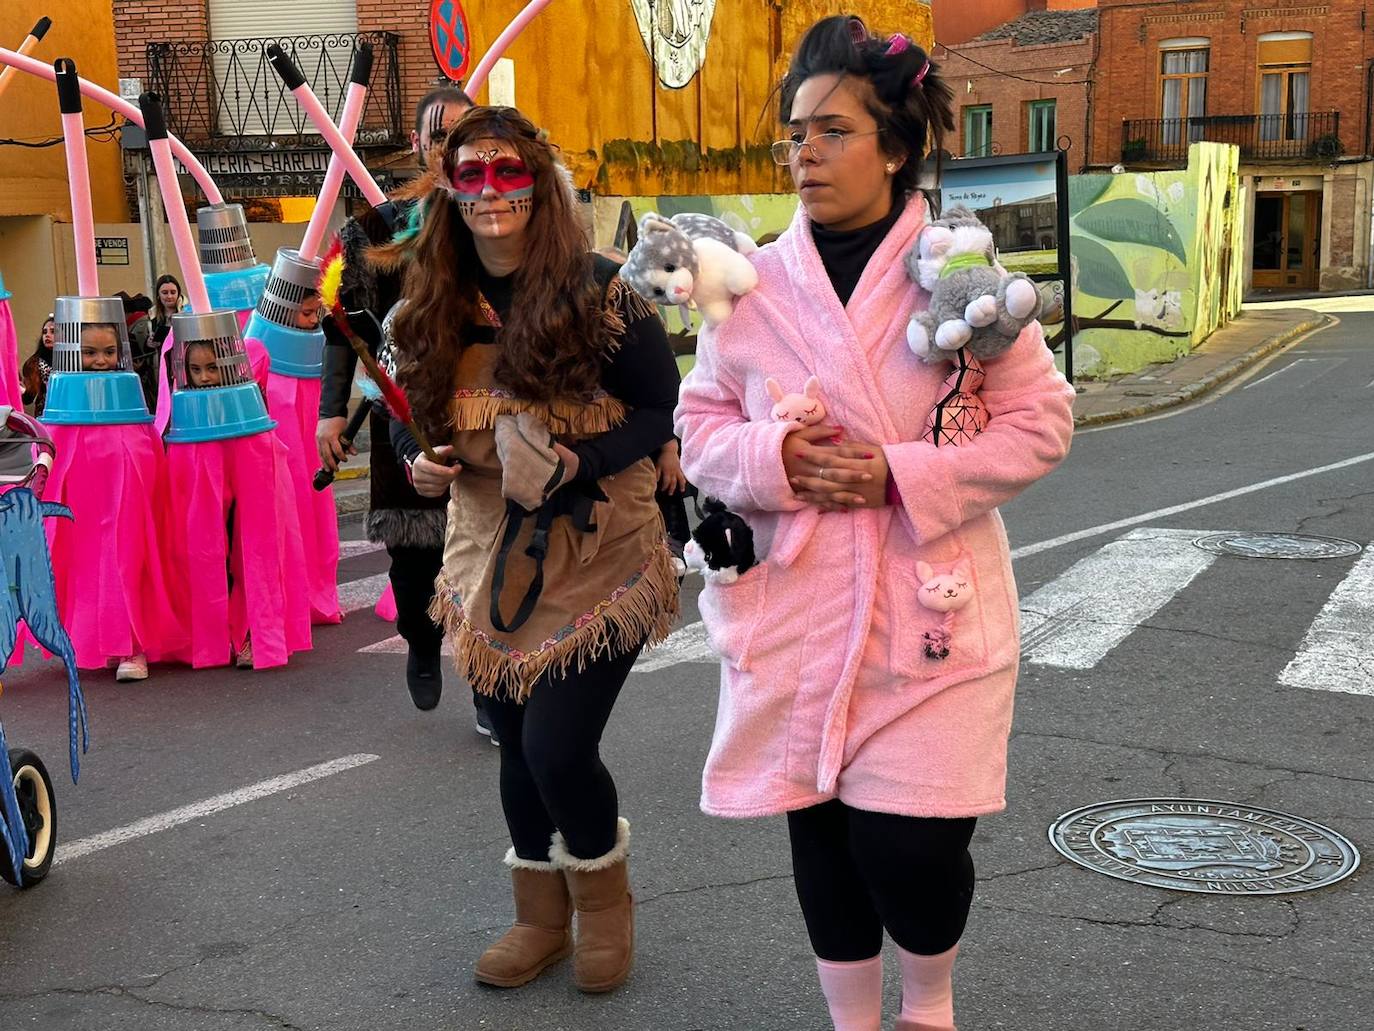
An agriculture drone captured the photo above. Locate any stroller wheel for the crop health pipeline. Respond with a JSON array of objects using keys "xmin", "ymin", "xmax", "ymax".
[{"xmin": 1, "ymin": 749, "xmax": 56, "ymax": 888}]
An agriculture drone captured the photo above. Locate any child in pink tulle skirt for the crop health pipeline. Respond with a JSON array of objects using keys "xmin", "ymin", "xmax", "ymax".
[
  {"xmin": 249, "ymin": 291, "xmax": 342, "ymax": 626},
  {"xmin": 42, "ymin": 324, "xmax": 188, "ymax": 681},
  {"xmin": 164, "ymin": 338, "xmax": 312, "ymax": 670}
]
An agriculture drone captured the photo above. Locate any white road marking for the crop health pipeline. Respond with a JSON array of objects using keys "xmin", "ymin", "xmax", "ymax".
[
  {"xmin": 1019, "ymin": 528, "xmax": 1221, "ymax": 669},
  {"xmin": 338, "ymin": 572, "xmax": 390, "ymax": 615},
  {"xmin": 1279, "ymin": 547, "xmax": 1374, "ymax": 697},
  {"xmin": 55, "ymin": 753, "xmax": 381, "ymax": 866},
  {"xmin": 360, "ymin": 634, "xmax": 451, "ymax": 656},
  {"xmin": 1242, "ymin": 356, "xmax": 1341, "ymax": 391},
  {"xmin": 1242, "ymin": 358, "xmax": 1310, "ymax": 389},
  {"xmin": 338, "ymin": 540, "xmax": 385, "ymax": 559},
  {"xmin": 1010, "ymin": 451, "xmax": 1374, "ymax": 561},
  {"xmin": 1076, "ymin": 316, "xmax": 1330, "ymax": 435},
  {"xmin": 633, "ymin": 620, "xmax": 716, "ymax": 673}
]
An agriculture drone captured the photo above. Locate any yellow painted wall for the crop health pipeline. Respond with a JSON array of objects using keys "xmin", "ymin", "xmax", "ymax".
[
  {"xmin": 0, "ymin": 2, "xmax": 128, "ymax": 222},
  {"xmin": 463, "ymin": 0, "xmax": 934, "ymax": 195}
]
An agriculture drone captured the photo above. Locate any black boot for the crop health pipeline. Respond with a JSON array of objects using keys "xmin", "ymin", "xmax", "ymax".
[{"xmin": 406, "ymin": 649, "xmax": 443, "ymax": 711}]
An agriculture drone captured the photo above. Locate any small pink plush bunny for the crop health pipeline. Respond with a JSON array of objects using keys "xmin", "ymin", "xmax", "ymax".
[
  {"xmin": 765, "ymin": 376, "xmax": 827, "ymax": 425},
  {"xmin": 916, "ymin": 558, "xmax": 974, "ymax": 660}
]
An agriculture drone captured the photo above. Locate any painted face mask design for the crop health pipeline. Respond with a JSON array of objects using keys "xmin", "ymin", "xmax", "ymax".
[{"xmin": 450, "ymin": 155, "xmax": 535, "ymax": 216}]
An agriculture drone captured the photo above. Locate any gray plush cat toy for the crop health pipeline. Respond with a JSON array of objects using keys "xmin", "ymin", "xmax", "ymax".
[
  {"xmin": 904, "ymin": 205, "xmax": 1042, "ymax": 364},
  {"xmin": 621, "ymin": 212, "xmax": 759, "ymax": 328}
]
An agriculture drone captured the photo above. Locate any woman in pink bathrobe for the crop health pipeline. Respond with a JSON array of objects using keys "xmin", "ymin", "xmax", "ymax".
[{"xmin": 675, "ymin": 17, "xmax": 1075, "ymax": 1031}]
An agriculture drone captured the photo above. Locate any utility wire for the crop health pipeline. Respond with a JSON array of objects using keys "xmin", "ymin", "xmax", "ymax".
[
  {"xmin": 0, "ymin": 116, "xmax": 121, "ymax": 149},
  {"xmin": 935, "ymin": 42, "xmax": 1092, "ymax": 86}
]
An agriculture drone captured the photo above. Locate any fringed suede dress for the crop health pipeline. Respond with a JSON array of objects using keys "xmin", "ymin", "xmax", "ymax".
[{"xmin": 402, "ymin": 257, "xmax": 681, "ymax": 704}]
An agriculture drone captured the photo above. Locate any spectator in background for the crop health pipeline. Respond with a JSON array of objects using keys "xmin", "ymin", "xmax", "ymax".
[
  {"xmin": 117, "ymin": 290, "xmax": 160, "ymax": 409},
  {"xmin": 151, "ymin": 274, "xmax": 184, "ymax": 344},
  {"xmin": 21, "ymin": 314, "xmax": 55, "ymax": 416}
]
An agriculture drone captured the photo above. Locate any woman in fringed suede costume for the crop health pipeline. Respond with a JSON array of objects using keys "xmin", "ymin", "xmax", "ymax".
[{"xmin": 372, "ymin": 106, "xmax": 680, "ymax": 994}]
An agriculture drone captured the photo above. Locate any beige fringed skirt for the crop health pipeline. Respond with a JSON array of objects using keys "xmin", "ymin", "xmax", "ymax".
[{"xmin": 428, "ymin": 344, "xmax": 679, "ymax": 701}]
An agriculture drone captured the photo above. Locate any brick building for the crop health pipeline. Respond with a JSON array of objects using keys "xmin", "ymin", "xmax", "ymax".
[
  {"xmin": 936, "ymin": 8, "xmax": 1097, "ymax": 166},
  {"xmin": 1092, "ymin": 0, "xmax": 1373, "ymax": 292}
]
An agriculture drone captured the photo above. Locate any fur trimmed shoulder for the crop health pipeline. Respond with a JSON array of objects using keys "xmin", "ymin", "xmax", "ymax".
[{"xmin": 601, "ymin": 275, "xmax": 660, "ymax": 342}]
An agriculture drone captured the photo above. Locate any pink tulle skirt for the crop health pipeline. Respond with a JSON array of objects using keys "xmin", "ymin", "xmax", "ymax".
[
  {"xmin": 375, "ymin": 583, "xmax": 397, "ymax": 621},
  {"xmin": 0, "ymin": 300, "xmax": 21, "ymax": 411},
  {"xmin": 39, "ymin": 423, "xmax": 188, "ymax": 669},
  {"xmin": 265, "ymin": 372, "xmax": 340, "ymax": 625},
  {"xmin": 166, "ymin": 432, "xmax": 312, "ymax": 669}
]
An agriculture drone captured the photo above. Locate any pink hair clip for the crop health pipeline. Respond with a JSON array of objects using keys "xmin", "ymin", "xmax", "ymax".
[
  {"xmin": 848, "ymin": 17, "xmax": 868, "ymax": 45},
  {"xmin": 913, "ymin": 59, "xmax": 931, "ymax": 87},
  {"xmin": 884, "ymin": 33, "xmax": 910, "ymax": 56}
]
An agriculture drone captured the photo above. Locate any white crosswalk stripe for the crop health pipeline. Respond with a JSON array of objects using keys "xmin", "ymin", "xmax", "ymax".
[
  {"xmin": 633, "ymin": 620, "xmax": 715, "ymax": 673},
  {"xmin": 338, "ymin": 572, "xmax": 390, "ymax": 615},
  {"xmin": 338, "ymin": 540, "xmax": 385, "ymax": 560},
  {"xmin": 1019, "ymin": 528, "xmax": 1223, "ymax": 670},
  {"xmin": 1279, "ymin": 546, "xmax": 1374, "ymax": 697}
]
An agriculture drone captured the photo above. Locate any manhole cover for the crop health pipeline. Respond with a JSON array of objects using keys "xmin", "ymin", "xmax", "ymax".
[
  {"xmin": 1049, "ymin": 798, "xmax": 1360, "ymax": 894},
  {"xmin": 1193, "ymin": 532, "xmax": 1362, "ymax": 560}
]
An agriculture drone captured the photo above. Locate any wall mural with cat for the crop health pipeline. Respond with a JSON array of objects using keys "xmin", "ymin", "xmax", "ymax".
[{"xmin": 1052, "ymin": 142, "xmax": 1245, "ymax": 378}]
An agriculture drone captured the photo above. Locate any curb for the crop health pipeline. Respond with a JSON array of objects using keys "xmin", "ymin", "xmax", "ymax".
[{"xmin": 1073, "ymin": 314, "xmax": 1331, "ymax": 428}]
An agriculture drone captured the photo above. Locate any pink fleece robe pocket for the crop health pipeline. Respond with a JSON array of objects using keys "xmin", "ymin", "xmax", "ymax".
[
  {"xmin": 884, "ymin": 545, "xmax": 990, "ymax": 680},
  {"xmin": 697, "ymin": 561, "xmax": 769, "ymax": 669}
]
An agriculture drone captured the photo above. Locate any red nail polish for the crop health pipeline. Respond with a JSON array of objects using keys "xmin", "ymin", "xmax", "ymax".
[{"xmin": 862, "ymin": 452, "xmax": 875, "ymax": 460}]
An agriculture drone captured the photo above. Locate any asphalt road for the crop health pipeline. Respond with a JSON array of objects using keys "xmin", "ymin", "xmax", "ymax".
[{"xmin": 1, "ymin": 305, "xmax": 1371, "ymax": 1031}]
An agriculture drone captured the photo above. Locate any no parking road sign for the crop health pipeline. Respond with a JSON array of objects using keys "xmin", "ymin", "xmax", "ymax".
[{"xmin": 430, "ymin": 0, "xmax": 472, "ymax": 82}]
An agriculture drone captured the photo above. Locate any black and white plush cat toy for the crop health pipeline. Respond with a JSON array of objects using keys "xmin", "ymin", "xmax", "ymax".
[{"xmin": 683, "ymin": 498, "xmax": 756, "ymax": 585}]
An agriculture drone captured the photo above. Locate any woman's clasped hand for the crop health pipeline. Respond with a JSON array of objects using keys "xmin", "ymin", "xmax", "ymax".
[{"xmin": 782, "ymin": 423, "xmax": 890, "ymax": 511}]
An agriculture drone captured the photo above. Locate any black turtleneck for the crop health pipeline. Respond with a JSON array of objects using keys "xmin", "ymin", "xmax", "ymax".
[{"xmin": 811, "ymin": 205, "xmax": 903, "ymax": 307}]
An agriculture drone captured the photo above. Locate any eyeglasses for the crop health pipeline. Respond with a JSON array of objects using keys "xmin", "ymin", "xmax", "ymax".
[{"xmin": 770, "ymin": 129, "xmax": 885, "ymax": 166}]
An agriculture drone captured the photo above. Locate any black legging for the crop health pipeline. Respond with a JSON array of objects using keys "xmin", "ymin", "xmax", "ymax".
[
  {"xmin": 787, "ymin": 799, "xmax": 976, "ymax": 961},
  {"xmin": 386, "ymin": 544, "xmax": 445, "ymax": 657},
  {"xmin": 484, "ymin": 641, "xmax": 643, "ymax": 862}
]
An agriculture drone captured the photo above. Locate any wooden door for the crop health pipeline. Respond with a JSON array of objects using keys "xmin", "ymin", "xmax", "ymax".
[{"xmin": 1252, "ymin": 191, "xmax": 1321, "ymax": 290}]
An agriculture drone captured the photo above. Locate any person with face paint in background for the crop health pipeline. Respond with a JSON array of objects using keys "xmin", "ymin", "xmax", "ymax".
[
  {"xmin": 317, "ymin": 85, "xmax": 480, "ymax": 721},
  {"xmin": 371, "ymin": 106, "xmax": 680, "ymax": 995}
]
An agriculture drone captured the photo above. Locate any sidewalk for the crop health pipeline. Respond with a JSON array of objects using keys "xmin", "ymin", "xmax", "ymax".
[
  {"xmin": 330, "ymin": 307, "xmax": 1330, "ymax": 517},
  {"xmin": 1070, "ymin": 306, "xmax": 1328, "ymax": 427}
]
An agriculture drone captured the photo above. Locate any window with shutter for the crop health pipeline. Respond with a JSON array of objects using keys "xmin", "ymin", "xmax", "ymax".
[
  {"xmin": 1256, "ymin": 32, "xmax": 1313, "ymax": 143},
  {"xmin": 208, "ymin": 0, "xmax": 359, "ymax": 136}
]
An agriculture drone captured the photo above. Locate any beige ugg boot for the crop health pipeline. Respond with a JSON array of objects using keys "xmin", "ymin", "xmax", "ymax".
[
  {"xmin": 552, "ymin": 817, "xmax": 634, "ymax": 993},
  {"xmin": 474, "ymin": 851, "xmax": 573, "ymax": 988}
]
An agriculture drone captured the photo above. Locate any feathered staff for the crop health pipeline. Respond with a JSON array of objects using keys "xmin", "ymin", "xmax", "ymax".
[{"xmin": 317, "ymin": 238, "xmax": 442, "ymax": 465}]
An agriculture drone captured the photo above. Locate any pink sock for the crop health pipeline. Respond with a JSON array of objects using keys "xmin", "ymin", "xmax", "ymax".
[
  {"xmin": 814, "ymin": 956, "xmax": 883, "ymax": 1031},
  {"xmin": 897, "ymin": 944, "xmax": 958, "ymax": 1028}
]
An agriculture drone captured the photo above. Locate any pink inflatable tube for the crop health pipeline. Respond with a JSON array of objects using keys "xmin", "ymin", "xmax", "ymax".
[
  {"xmin": 55, "ymin": 60, "xmax": 99, "ymax": 297},
  {"xmin": 465, "ymin": 0, "xmax": 555, "ymax": 96},
  {"xmin": 298, "ymin": 44, "xmax": 372, "ymax": 262},
  {"xmin": 0, "ymin": 44, "xmax": 224, "ymax": 205},
  {"xmin": 265, "ymin": 45, "xmax": 387, "ymax": 208},
  {"xmin": 0, "ymin": 17, "xmax": 51, "ymax": 102},
  {"xmin": 140, "ymin": 93, "xmax": 212, "ymax": 313}
]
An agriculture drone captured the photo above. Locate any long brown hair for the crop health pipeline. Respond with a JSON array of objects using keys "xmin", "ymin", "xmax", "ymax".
[{"xmin": 372, "ymin": 106, "xmax": 603, "ymax": 439}]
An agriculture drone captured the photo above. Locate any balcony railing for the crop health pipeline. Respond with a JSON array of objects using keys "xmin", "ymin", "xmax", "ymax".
[
  {"xmin": 147, "ymin": 32, "xmax": 404, "ymax": 151},
  {"xmin": 1121, "ymin": 111, "xmax": 1341, "ymax": 164}
]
